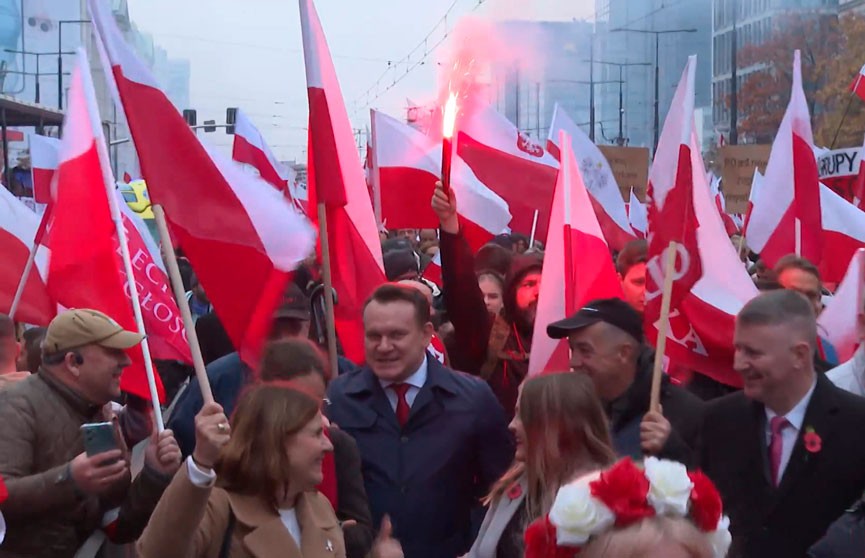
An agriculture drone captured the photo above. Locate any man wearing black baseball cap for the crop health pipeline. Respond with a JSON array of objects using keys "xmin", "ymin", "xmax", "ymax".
[{"xmin": 547, "ymin": 298, "xmax": 703, "ymax": 465}]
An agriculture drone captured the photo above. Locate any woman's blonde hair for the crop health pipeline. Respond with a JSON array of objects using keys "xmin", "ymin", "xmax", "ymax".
[
  {"xmin": 579, "ymin": 515, "xmax": 715, "ymax": 558},
  {"xmin": 486, "ymin": 372, "xmax": 616, "ymax": 519},
  {"xmin": 215, "ymin": 381, "xmax": 320, "ymax": 509}
]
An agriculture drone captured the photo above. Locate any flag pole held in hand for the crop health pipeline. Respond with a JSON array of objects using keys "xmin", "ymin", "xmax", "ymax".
[
  {"xmin": 650, "ymin": 241, "xmax": 677, "ymax": 414},
  {"xmin": 318, "ymin": 203, "xmax": 340, "ymax": 380},
  {"xmin": 152, "ymin": 204, "xmax": 214, "ymax": 405}
]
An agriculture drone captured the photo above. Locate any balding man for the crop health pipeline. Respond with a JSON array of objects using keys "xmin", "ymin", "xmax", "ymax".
[
  {"xmin": 0, "ymin": 309, "xmax": 181, "ymax": 558},
  {"xmin": 0, "ymin": 314, "xmax": 27, "ymax": 391},
  {"xmin": 547, "ymin": 298, "xmax": 703, "ymax": 465},
  {"xmin": 699, "ymin": 290, "xmax": 865, "ymax": 558}
]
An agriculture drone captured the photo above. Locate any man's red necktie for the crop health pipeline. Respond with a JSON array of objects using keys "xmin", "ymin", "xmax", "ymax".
[{"xmin": 390, "ymin": 383, "xmax": 410, "ymax": 427}]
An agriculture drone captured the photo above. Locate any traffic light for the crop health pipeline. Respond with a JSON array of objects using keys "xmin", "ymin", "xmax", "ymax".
[
  {"xmin": 182, "ymin": 109, "xmax": 197, "ymax": 126},
  {"xmin": 203, "ymin": 120, "xmax": 216, "ymax": 133},
  {"xmin": 226, "ymin": 107, "xmax": 237, "ymax": 135}
]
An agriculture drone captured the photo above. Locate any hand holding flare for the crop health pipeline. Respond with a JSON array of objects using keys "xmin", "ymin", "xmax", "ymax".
[{"xmin": 440, "ymin": 92, "xmax": 458, "ymax": 196}]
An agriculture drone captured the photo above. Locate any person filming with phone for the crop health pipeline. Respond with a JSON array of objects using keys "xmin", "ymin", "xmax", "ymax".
[{"xmin": 0, "ymin": 309, "xmax": 182, "ymax": 558}]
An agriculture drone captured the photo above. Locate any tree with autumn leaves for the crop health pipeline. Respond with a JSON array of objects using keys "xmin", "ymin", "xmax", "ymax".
[{"xmin": 734, "ymin": 12, "xmax": 865, "ymax": 147}]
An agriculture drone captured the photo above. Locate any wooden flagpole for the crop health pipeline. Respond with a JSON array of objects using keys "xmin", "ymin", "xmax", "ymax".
[
  {"xmin": 152, "ymin": 204, "xmax": 214, "ymax": 405},
  {"xmin": 650, "ymin": 241, "xmax": 677, "ymax": 413},
  {"xmin": 529, "ymin": 210, "xmax": 540, "ymax": 249},
  {"xmin": 8, "ymin": 243, "xmax": 39, "ymax": 321},
  {"xmin": 317, "ymin": 203, "xmax": 339, "ymax": 379}
]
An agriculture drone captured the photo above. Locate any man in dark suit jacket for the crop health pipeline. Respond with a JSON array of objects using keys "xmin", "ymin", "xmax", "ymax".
[
  {"xmin": 699, "ymin": 289, "xmax": 865, "ymax": 558},
  {"xmin": 547, "ymin": 298, "xmax": 704, "ymax": 465},
  {"xmin": 328, "ymin": 284, "xmax": 513, "ymax": 558}
]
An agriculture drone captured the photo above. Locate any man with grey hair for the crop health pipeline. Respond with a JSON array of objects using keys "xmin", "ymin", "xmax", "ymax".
[{"xmin": 699, "ymin": 289, "xmax": 865, "ymax": 558}]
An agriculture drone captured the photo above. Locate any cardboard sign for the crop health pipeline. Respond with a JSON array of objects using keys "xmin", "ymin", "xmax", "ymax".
[
  {"xmin": 719, "ymin": 145, "xmax": 771, "ymax": 214},
  {"xmin": 598, "ymin": 146, "xmax": 650, "ymax": 201}
]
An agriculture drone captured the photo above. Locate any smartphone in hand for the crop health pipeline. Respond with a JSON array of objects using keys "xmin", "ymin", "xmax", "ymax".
[{"xmin": 81, "ymin": 422, "xmax": 119, "ymax": 459}]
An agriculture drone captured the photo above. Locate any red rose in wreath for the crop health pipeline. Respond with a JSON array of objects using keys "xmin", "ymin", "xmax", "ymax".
[
  {"xmin": 524, "ymin": 516, "xmax": 580, "ymax": 558},
  {"xmin": 803, "ymin": 427, "xmax": 822, "ymax": 454},
  {"xmin": 688, "ymin": 470, "xmax": 722, "ymax": 531},
  {"xmin": 589, "ymin": 457, "xmax": 654, "ymax": 526}
]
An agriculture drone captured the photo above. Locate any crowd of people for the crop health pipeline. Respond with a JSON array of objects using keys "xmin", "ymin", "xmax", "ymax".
[{"xmin": 1, "ymin": 182, "xmax": 865, "ymax": 558}]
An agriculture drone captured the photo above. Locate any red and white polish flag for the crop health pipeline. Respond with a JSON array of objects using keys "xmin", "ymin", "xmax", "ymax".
[
  {"xmin": 529, "ymin": 130, "xmax": 623, "ymax": 376},
  {"xmin": 850, "ymin": 63, "xmax": 865, "ymax": 102},
  {"xmin": 0, "ymin": 186, "xmax": 53, "ymax": 325},
  {"xmin": 232, "ymin": 108, "xmax": 294, "ymax": 194},
  {"xmin": 546, "ymin": 103, "xmax": 637, "ymax": 251},
  {"xmin": 818, "ymin": 183, "xmax": 865, "ymax": 286},
  {"xmin": 456, "ymin": 100, "xmax": 558, "ymax": 240},
  {"xmin": 628, "ymin": 188, "xmax": 648, "ymax": 238},
  {"xmin": 747, "ymin": 50, "xmax": 822, "ymax": 268},
  {"xmin": 645, "ymin": 55, "xmax": 703, "ymax": 321},
  {"xmin": 300, "ymin": 0, "xmax": 386, "ymax": 364},
  {"xmin": 818, "ymin": 248, "xmax": 865, "ymax": 363},
  {"xmin": 371, "ymin": 109, "xmax": 510, "ymax": 249},
  {"xmin": 29, "ymin": 134, "xmax": 60, "ymax": 205},
  {"xmin": 852, "ymin": 134, "xmax": 865, "ymax": 211},
  {"xmin": 42, "ymin": 50, "xmax": 164, "ymax": 401},
  {"xmin": 89, "ymin": 0, "xmax": 315, "ymax": 370},
  {"xmin": 709, "ymin": 174, "xmax": 740, "ymax": 236}
]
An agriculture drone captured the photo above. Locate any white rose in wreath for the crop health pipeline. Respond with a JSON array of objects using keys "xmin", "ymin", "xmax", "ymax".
[
  {"xmin": 644, "ymin": 457, "xmax": 693, "ymax": 516},
  {"xmin": 708, "ymin": 515, "xmax": 732, "ymax": 558},
  {"xmin": 549, "ymin": 479, "xmax": 616, "ymax": 546}
]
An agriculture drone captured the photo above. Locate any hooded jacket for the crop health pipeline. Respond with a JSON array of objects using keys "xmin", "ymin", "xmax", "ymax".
[{"xmin": 440, "ymin": 229, "xmax": 542, "ymax": 418}]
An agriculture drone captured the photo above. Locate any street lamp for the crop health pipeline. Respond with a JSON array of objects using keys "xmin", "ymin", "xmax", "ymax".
[
  {"xmin": 57, "ymin": 19, "xmax": 90, "ymax": 110},
  {"xmin": 592, "ymin": 60, "xmax": 652, "ymax": 146},
  {"xmin": 610, "ymin": 27, "xmax": 698, "ymax": 153},
  {"xmin": 5, "ymin": 49, "xmax": 74, "ymax": 103}
]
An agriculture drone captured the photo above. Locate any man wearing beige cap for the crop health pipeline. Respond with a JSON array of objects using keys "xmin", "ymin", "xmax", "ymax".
[{"xmin": 0, "ymin": 308, "xmax": 181, "ymax": 558}]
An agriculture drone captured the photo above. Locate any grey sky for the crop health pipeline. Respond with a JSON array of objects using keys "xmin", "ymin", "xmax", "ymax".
[{"xmin": 126, "ymin": 0, "xmax": 595, "ymax": 162}]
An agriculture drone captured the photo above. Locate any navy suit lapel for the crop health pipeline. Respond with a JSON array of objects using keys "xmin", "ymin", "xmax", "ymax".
[
  {"xmin": 345, "ymin": 368, "xmax": 402, "ymax": 433},
  {"xmin": 775, "ymin": 376, "xmax": 835, "ymax": 497},
  {"xmin": 405, "ymin": 358, "xmax": 450, "ymax": 431},
  {"xmin": 750, "ymin": 401, "xmax": 772, "ymax": 487}
]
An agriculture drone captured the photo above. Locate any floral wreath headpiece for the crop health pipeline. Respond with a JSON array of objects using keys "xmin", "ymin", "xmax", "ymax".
[{"xmin": 524, "ymin": 457, "xmax": 731, "ymax": 558}]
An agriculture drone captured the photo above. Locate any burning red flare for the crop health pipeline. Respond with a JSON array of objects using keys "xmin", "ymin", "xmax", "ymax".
[{"xmin": 440, "ymin": 92, "xmax": 458, "ymax": 194}]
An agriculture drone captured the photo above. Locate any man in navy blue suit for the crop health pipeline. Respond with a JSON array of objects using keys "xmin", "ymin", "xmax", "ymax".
[{"xmin": 327, "ymin": 284, "xmax": 513, "ymax": 558}]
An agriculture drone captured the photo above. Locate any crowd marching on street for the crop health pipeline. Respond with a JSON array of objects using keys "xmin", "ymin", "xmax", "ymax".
[{"xmin": 6, "ymin": 1, "xmax": 865, "ymax": 558}]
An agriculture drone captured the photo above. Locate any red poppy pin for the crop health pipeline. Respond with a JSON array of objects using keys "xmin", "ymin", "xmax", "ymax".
[
  {"xmin": 508, "ymin": 483, "xmax": 523, "ymax": 500},
  {"xmin": 803, "ymin": 426, "xmax": 822, "ymax": 454}
]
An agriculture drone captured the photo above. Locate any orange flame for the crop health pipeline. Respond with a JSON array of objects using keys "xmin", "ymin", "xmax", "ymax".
[{"xmin": 442, "ymin": 92, "xmax": 458, "ymax": 139}]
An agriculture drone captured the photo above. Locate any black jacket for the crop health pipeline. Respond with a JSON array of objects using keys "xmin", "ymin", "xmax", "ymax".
[
  {"xmin": 808, "ymin": 493, "xmax": 865, "ymax": 558},
  {"xmin": 699, "ymin": 374, "xmax": 865, "ymax": 558},
  {"xmin": 608, "ymin": 347, "xmax": 704, "ymax": 467}
]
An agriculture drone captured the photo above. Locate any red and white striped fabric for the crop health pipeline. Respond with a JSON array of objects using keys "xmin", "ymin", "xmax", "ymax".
[
  {"xmin": 645, "ymin": 56, "xmax": 703, "ymax": 326},
  {"xmin": 29, "ymin": 134, "xmax": 60, "ymax": 205},
  {"xmin": 456, "ymin": 100, "xmax": 558, "ymax": 240},
  {"xmin": 41, "ymin": 50, "xmax": 164, "ymax": 401},
  {"xmin": 300, "ymin": 0, "xmax": 385, "ymax": 364},
  {"xmin": 529, "ymin": 130, "xmax": 623, "ymax": 375},
  {"xmin": 818, "ymin": 248, "xmax": 865, "ymax": 363},
  {"xmin": 89, "ymin": 0, "xmax": 315, "ymax": 370},
  {"xmin": 628, "ymin": 188, "xmax": 648, "ymax": 238},
  {"xmin": 371, "ymin": 109, "xmax": 510, "ymax": 249},
  {"xmin": 850, "ymin": 63, "xmax": 865, "ymax": 102},
  {"xmin": 747, "ymin": 50, "xmax": 822, "ymax": 268},
  {"xmin": 0, "ymin": 186, "xmax": 53, "ymax": 325},
  {"xmin": 853, "ymin": 134, "xmax": 865, "ymax": 211},
  {"xmin": 709, "ymin": 174, "xmax": 740, "ymax": 237},
  {"xmin": 546, "ymin": 103, "xmax": 637, "ymax": 251},
  {"xmin": 819, "ymin": 183, "xmax": 865, "ymax": 285},
  {"xmin": 232, "ymin": 108, "xmax": 293, "ymax": 193}
]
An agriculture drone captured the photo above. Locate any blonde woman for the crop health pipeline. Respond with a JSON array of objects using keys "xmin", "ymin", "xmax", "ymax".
[{"xmin": 469, "ymin": 373, "xmax": 616, "ymax": 558}]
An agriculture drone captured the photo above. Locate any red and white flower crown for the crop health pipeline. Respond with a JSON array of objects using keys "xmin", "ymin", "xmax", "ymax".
[{"xmin": 524, "ymin": 457, "xmax": 731, "ymax": 558}]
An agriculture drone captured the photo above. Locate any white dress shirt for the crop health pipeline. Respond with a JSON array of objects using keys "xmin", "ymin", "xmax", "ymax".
[
  {"xmin": 379, "ymin": 355, "xmax": 428, "ymax": 411},
  {"xmin": 764, "ymin": 379, "xmax": 817, "ymax": 482}
]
